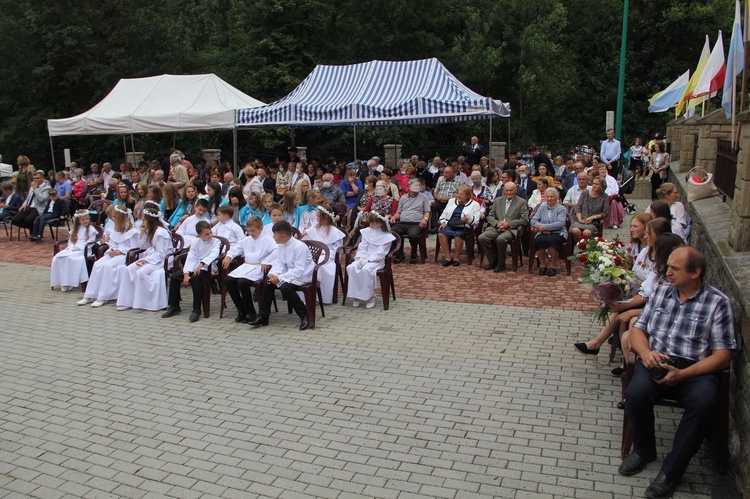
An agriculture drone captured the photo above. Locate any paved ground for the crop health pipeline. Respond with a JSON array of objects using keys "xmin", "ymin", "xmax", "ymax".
[{"xmin": 0, "ymin": 197, "xmax": 740, "ymax": 498}]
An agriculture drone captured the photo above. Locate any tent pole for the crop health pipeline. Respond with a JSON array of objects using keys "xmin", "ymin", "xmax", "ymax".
[
  {"xmin": 291, "ymin": 127, "xmax": 296, "ymax": 147},
  {"xmin": 507, "ymin": 118, "xmax": 511, "ymax": 164},
  {"xmin": 233, "ymin": 128, "xmax": 238, "ymax": 178},
  {"xmin": 130, "ymin": 134, "xmax": 135, "ymax": 164},
  {"xmin": 488, "ymin": 117, "xmax": 493, "ymax": 169},
  {"xmin": 122, "ymin": 136, "xmax": 128, "ymax": 163},
  {"xmin": 353, "ymin": 126, "xmax": 357, "ymax": 161},
  {"xmin": 199, "ymin": 131, "xmax": 203, "ymax": 151},
  {"xmin": 49, "ymin": 136, "xmax": 56, "ymax": 173}
]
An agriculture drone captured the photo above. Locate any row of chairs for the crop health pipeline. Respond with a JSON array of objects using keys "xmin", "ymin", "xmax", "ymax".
[{"xmin": 4, "ymin": 198, "xmax": 113, "ymax": 242}]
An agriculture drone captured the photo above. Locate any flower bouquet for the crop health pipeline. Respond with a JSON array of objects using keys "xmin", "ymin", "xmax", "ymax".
[{"xmin": 571, "ymin": 237, "xmax": 636, "ymax": 325}]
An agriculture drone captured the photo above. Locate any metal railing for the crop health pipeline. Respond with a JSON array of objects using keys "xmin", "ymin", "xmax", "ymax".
[{"xmin": 715, "ymin": 139, "xmax": 737, "ymax": 201}]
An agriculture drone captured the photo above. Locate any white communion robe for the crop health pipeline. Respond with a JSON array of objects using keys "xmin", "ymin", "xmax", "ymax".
[
  {"xmin": 175, "ymin": 213, "xmax": 208, "ymax": 248},
  {"xmin": 303, "ymin": 225, "xmax": 344, "ymax": 304},
  {"xmin": 50, "ymin": 226, "xmax": 99, "ymax": 288},
  {"xmin": 83, "ymin": 228, "xmax": 140, "ymax": 302},
  {"xmin": 116, "ymin": 227, "xmax": 173, "ymax": 310},
  {"xmin": 212, "ymin": 219, "xmax": 245, "ymax": 246},
  {"xmin": 345, "ymin": 228, "xmax": 395, "ymax": 301},
  {"xmin": 226, "ymin": 234, "xmax": 277, "ymax": 281}
]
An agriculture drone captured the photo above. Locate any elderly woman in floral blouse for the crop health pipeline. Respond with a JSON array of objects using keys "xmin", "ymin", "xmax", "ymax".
[{"xmin": 530, "ymin": 188, "xmax": 568, "ymax": 277}]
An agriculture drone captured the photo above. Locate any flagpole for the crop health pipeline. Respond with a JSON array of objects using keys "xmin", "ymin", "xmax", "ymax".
[{"xmin": 742, "ymin": 0, "xmax": 749, "ymax": 112}]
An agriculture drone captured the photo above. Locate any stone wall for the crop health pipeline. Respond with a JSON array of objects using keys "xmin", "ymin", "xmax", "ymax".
[{"xmin": 672, "ymin": 167, "xmax": 750, "ymax": 496}]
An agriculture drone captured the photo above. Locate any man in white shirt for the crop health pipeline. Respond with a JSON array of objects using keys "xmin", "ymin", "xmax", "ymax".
[
  {"xmin": 212, "ymin": 205, "xmax": 245, "ymax": 245},
  {"xmin": 563, "ymin": 173, "xmax": 592, "ymax": 209},
  {"xmin": 100, "ymin": 162, "xmax": 114, "ymax": 187},
  {"xmin": 600, "ymin": 129, "xmax": 622, "ymax": 175}
]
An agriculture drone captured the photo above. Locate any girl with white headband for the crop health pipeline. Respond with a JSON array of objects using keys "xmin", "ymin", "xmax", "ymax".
[
  {"xmin": 345, "ymin": 210, "xmax": 395, "ymax": 309},
  {"xmin": 50, "ymin": 210, "xmax": 99, "ymax": 292},
  {"xmin": 78, "ymin": 206, "xmax": 140, "ymax": 307},
  {"xmin": 115, "ymin": 204, "xmax": 173, "ymax": 311},
  {"xmin": 302, "ymin": 205, "xmax": 345, "ymax": 304}
]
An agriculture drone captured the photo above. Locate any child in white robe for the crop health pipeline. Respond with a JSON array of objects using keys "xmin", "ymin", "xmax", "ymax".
[
  {"xmin": 303, "ymin": 206, "xmax": 345, "ymax": 304},
  {"xmin": 223, "ymin": 216, "xmax": 277, "ymax": 323},
  {"xmin": 176, "ymin": 198, "xmax": 210, "ymax": 248},
  {"xmin": 212, "ymin": 205, "xmax": 245, "ymax": 245},
  {"xmin": 345, "ymin": 211, "xmax": 395, "ymax": 308},
  {"xmin": 79, "ymin": 206, "xmax": 140, "ymax": 307},
  {"xmin": 262, "ymin": 204, "xmax": 285, "ymax": 238},
  {"xmin": 116, "ymin": 205, "xmax": 173, "ymax": 311},
  {"xmin": 50, "ymin": 210, "xmax": 98, "ymax": 291}
]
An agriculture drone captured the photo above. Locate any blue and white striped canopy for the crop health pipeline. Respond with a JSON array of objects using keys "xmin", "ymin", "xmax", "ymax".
[{"xmin": 236, "ymin": 58, "xmax": 509, "ymax": 127}]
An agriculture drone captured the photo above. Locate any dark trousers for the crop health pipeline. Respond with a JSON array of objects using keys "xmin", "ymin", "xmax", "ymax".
[
  {"xmin": 391, "ymin": 222, "xmax": 421, "ymax": 258},
  {"xmin": 651, "ymin": 173, "xmax": 664, "ymax": 201},
  {"xmin": 259, "ymin": 281, "xmax": 305, "ymax": 320},
  {"xmin": 168, "ymin": 269, "xmax": 206, "ymax": 312},
  {"xmin": 32, "ymin": 212, "xmax": 58, "ymax": 237},
  {"xmin": 225, "ymin": 276, "xmax": 256, "ymax": 318},
  {"xmin": 431, "ymin": 201, "xmax": 447, "ymax": 230},
  {"xmin": 11, "ymin": 208, "xmax": 38, "ymax": 229},
  {"xmin": 625, "ymin": 361, "xmax": 719, "ymax": 480}
]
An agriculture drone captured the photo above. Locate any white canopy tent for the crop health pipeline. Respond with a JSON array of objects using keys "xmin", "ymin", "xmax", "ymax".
[{"xmin": 47, "ymin": 73, "xmax": 265, "ymax": 170}]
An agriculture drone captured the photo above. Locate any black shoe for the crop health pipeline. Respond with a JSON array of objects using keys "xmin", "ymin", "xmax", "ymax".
[
  {"xmin": 393, "ymin": 254, "xmax": 404, "ymax": 264},
  {"xmin": 211, "ymin": 281, "xmax": 220, "ymax": 295},
  {"xmin": 244, "ymin": 313, "xmax": 257, "ymax": 324},
  {"xmin": 408, "ymin": 257, "xmax": 417, "ymax": 264},
  {"xmin": 189, "ymin": 310, "xmax": 200, "ymax": 322},
  {"xmin": 161, "ymin": 306, "xmax": 181, "ymax": 318},
  {"xmin": 611, "ymin": 366, "xmax": 625, "ymax": 377},
  {"xmin": 248, "ymin": 316, "xmax": 268, "ymax": 327},
  {"xmin": 494, "ymin": 265, "xmax": 507, "ymax": 273},
  {"xmin": 452, "ymin": 260, "xmax": 460, "ymax": 267},
  {"xmin": 547, "ymin": 268, "xmax": 557, "ymax": 277},
  {"xmin": 299, "ymin": 316, "xmax": 310, "ymax": 331},
  {"xmin": 235, "ymin": 312, "xmax": 247, "ymax": 323},
  {"xmin": 645, "ymin": 470, "xmax": 679, "ymax": 499},
  {"xmin": 442, "ymin": 259, "xmax": 452, "ymax": 267},
  {"xmin": 539, "ymin": 267, "xmax": 547, "ymax": 276},
  {"xmin": 573, "ymin": 342, "xmax": 600, "ymax": 355},
  {"xmin": 618, "ymin": 452, "xmax": 657, "ymax": 476},
  {"xmin": 616, "ymin": 399, "xmax": 626, "ymax": 410},
  {"xmin": 484, "ymin": 263, "xmax": 496, "ymax": 271}
]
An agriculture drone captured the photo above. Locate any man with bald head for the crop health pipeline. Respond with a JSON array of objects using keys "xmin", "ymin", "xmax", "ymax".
[
  {"xmin": 477, "ymin": 181, "xmax": 528, "ymax": 272},
  {"xmin": 462, "ymin": 136, "xmax": 485, "ymax": 166},
  {"xmin": 319, "ymin": 173, "xmax": 345, "ymax": 205},
  {"xmin": 619, "ymin": 247, "xmax": 738, "ymax": 499}
]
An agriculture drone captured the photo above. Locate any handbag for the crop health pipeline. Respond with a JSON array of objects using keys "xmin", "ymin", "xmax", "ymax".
[
  {"xmin": 449, "ymin": 220, "xmax": 467, "ymax": 230},
  {"xmin": 685, "ymin": 166, "xmax": 720, "ymax": 203}
]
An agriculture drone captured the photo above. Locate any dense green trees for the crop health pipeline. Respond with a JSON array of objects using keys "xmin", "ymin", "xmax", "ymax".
[{"xmin": 0, "ymin": 0, "xmax": 735, "ymax": 167}]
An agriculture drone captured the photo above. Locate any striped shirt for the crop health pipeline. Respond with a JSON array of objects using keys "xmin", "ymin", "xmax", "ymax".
[{"xmin": 633, "ymin": 283, "xmax": 738, "ymax": 361}]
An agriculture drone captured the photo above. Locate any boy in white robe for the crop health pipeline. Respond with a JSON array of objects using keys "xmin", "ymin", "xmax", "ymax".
[
  {"xmin": 175, "ymin": 198, "xmax": 210, "ymax": 248},
  {"xmin": 162, "ymin": 221, "xmax": 221, "ymax": 322},
  {"xmin": 212, "ymin": 205, "xmax": 245, "ymax": 245},
  {"xmin": 248, "ymin": 221, "xmax": 314, "ymax": 330},
  {"xmin": 262, "ymin": 204, "xmax": 285, "ymax": 238},
  {"xmin": 223, "ymin": 216, "xmax": 277, "ymax": 323}
]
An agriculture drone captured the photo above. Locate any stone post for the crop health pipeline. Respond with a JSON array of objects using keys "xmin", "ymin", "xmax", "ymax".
[
  {"xmin": 730, "ymin": 110, "xmax": 750, "ymax": 251},
  {"xmin": 125, "ymin": 152, "xmax": 144, "ymax": 165},
  {"xmin": 202, "ymin": 149, "xmax": 222, "ymax": 163},
  {"xmin": 383, "ymin": 144, "xmax": 403, "ymax": 168},
  {"xmin": 292, "ymin": 146, "xmax": 307, "ymax": 160},
  {"xmin": 695, "ymin": 109, "xmax": 732, "ymax": 174},
  {"xmin": 666, "ymin": 117, "xmax": 685, "ymax": 162},
  {"xmin": 490, "ymin": 142, "xmax": 506, "ymax": 164}
]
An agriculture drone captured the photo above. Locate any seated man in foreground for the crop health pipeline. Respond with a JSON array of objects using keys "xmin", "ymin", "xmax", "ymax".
[
  {"xmin": 619, "ymin": 247, "xmax": 737, "ymax": 499},
  {"xmin": 478, "ymin": 182, "xmax": 528, "ymax": 272}
]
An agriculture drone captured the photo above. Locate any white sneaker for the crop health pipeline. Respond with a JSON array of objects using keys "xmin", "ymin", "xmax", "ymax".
[
  {"xmin": 116, "ymin": 306, "xmax": 130, "ymax": 311},
  {"xmin": 60, "ymin": 286, "xmax": 69, "ymax": 292},
  {"xmin": 365, "ymin": 297, "xmax": 376, "ymax": 309},
  {"xmin": 91, "ymin": 300, "xmax": 106, "ymax": 308},
  {"xmin": 76, "ymin": 298, "xmax": 91, "ymax": 306},
  {"xmin": 352, "ymin": 300, "xmax": 361, "ymax": 308}
]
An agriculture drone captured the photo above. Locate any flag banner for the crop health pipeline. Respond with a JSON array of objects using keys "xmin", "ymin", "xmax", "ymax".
[
  {"xmin": 723, "ymin": 0, "xmax": 745, "ymax": 118},
  {"xmin": 677, "ymin": 36, "xmax": 711, "ymax": 115},
  {"xmin": 690, "ymin": 31, "xmax": 726, "ymax": 99},
  {"xmin": 648, "ymin": 70, "xmax": 690, "ymax": 113}
]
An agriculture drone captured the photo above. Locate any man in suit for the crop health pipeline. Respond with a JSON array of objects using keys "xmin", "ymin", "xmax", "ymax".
[
  {"xmin": 0, "ymin": 181, "xmax": 22, "ymax": 222},
  {"xmin": 30, "ymin": 188, "xmax": 65, "ymax": 240},
  {"xmin": 12, "ymin": 171, "xmax": 50, "ymax": 230},
  {"xmin": 462, "ymin": 136, "xmax": 485, "ymax": 167},
  {"xmin": 258, "ymin": 167, "xmax": 276, "ymax": 194},
  {"xmin": 515, "ymin": 164, "xmax": 537, "ymax": 201},
  {"xmin": 221, "ymin": 172, "xmax": 233, "ymax": 197},
  {"xmin": 478, "ymin": 182, "xmax": 529, "ymax": 272}
]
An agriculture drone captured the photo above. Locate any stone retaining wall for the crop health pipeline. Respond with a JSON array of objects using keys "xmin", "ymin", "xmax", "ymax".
[{"xmin": 672, "ymin": 165, "xmax": 750, "ymax": 496}]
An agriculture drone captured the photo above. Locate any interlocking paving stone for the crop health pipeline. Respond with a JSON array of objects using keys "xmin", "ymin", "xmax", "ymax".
[{"xmin": 0, "ymin": 204, "xmax": 740, "ymax": 499}]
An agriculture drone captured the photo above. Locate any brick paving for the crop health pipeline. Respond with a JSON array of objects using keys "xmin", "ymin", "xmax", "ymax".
[{"xmin": 0, "ymin": 198, "xmax": 739, "ymax": 498}]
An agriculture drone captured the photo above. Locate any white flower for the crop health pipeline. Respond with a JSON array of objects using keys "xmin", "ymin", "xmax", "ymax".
[{"xmin": 598, "ymin": 264, "xmax": 606, "ymax": 272}]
